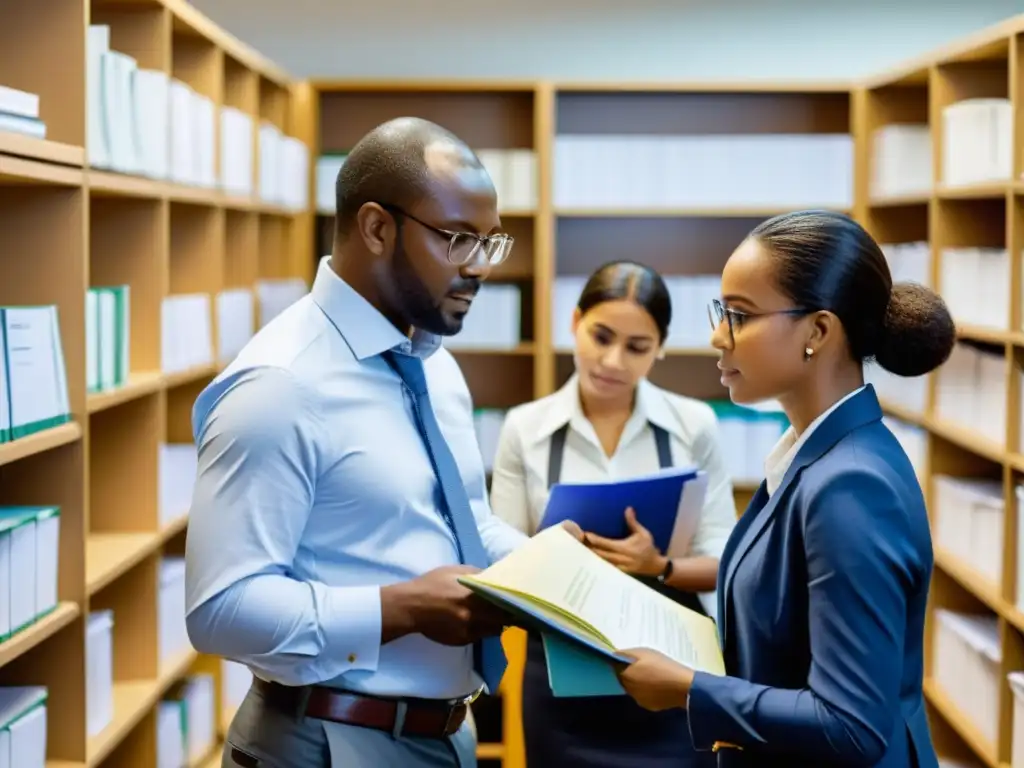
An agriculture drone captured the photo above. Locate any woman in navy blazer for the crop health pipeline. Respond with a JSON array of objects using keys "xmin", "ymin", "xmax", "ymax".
[{"xmin": 612, "ymin": 210, "xmax": 953, "ymax": 768}]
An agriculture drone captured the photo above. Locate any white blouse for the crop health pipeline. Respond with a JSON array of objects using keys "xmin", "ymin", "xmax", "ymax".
[
  {"xmin": 489, "ymin": 374, "xmax": 738, "ymax": 617},
  {"xmin": 763, "ymin": 385, "xmax": 866, "ymax": 497}
]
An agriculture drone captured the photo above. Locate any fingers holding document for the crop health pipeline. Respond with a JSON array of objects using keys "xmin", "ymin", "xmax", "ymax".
[
  {"xmin": 380, "ymin": 565, "xmax": 512, "ymax": 647},
  {"xmin": 614, "ymin": 646, "xmax": 696, "ymax": 712}
]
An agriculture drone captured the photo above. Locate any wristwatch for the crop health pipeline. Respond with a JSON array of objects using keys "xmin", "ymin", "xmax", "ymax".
[{"xmin": 656, "ymin": 557, "xmax": 673, "ymax": 584}]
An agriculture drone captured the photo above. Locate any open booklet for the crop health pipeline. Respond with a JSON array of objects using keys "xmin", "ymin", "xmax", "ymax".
[
  {"xmin": 538, "ymin": 466, "xmax": 709, "ymax": 558},
  {"xmin": 459, "ymin": 525, "xmax": 725, "ymax": 696}
]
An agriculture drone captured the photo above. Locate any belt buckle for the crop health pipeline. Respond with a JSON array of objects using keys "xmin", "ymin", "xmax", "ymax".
[
  {"xmin": 443, "ymin": 686, "xmax": 482, "ymax": 735},
  {"xmin": 712, "ymin": 741, "xmax": 742, "ymax": 752}
]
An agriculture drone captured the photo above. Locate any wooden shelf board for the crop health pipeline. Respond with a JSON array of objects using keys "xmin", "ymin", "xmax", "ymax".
[
  {"xmin": 956, "ymin": 324, "xmax": 1012, "ymax": 346},
  {"xmin": 0, "ymin": 602, "xmax": 79, "ymax": 670},
  {"xmin": 0, "ymin": 133, "xmax": 83, "ymax": 167},
  {"xmin": 936, "ymin": 182, "xmax": 1010, "ymax": 200},
  {"xmin": 87, "ymin": 170, "xmax": 164, "ymax": 199},
  {"xmin": 451, "ymin": 343, "xmax": 536, "ymax": 356},
  {"xmin": 926, "ymin": 418, "xmax": 1006, "ymax": 465},
  {"xmin": 555, "ymin": 346, "xmax": 720, "ymax": 358},
  {"xmin": 164, "ymin": 363, "xmax": 218, "ymax": 389},
  {"xmin": 164, "ymin": 0, "xmax": 291, "ymax": 85},
  {"xmin": 312, "ymin": 78, "xmax": 540, "ymax": 93},
  {"xmin": 86, "ymin": 648, "xmax": 199, "ymax": 766},
  {"xmin": 934, "ymin": 548, "xmax": 1005, "ymax": 614},
  {"xmin": 0, "ymin": 423, "xmax": 82, "ymax": 467},
  {"xmin": 0, "ymin": 154, "xmax": 83, "ymax": 186},
  {"xmin": 167, "ymin": 183, "xmax": 223, "ymax": 207},
  {"xmin": 878, "ymin": 399, "xmax": 925, "ymax": 428},
  {"xmin": 87, "ymin": 371, "xmax": 165, "ymax": 413},
  {"xmin": 554, "ymin": 206, "xmax": 851, "ymax": 218},
  {"xmin": 87, "ymin": 171, "xmax": 298, "ymax": 216},
  {"xmin": 554, "ymin": 80, "xmax": 855, "ymax": 94},
  {"xmin": 477, "ymin": 743, "xmax": 505, "ymax": 759},
  {"xmin": 86, "ymin": 531, "xmax": 160, "ymax": 595},
  {"xmin": 867, "ymin": 192, "xmax": 930, "ymax": 207},
  {"xmin": 85, "ymin": 513, "xmax": 190, "ymax": 595},
  {"xmin": 188, "ymin": 744, "xmax": 221, "ymax": 768},
  {"xmin": 199, "ymin": 746, "xmax": 223, "ymax": 768},
  {"xmin": 160, "ymin": 513, "xmax": 190, "ymax": 541},
  {"xmin": 923, "ymin": 679, "xmax": 999, "ymax": 767}
]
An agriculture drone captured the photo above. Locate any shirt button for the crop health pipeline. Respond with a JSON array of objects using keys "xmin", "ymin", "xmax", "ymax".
[{"xmin": 348, "ymin": 653, "xmax": 357, "ymax": 663}]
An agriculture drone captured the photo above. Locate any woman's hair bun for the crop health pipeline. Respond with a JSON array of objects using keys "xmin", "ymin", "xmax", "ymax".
[{"xmin": 874, "ymin": 282, "xmax": 956, "ymax": 377}]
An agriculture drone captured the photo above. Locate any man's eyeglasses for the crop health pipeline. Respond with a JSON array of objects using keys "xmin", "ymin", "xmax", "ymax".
[
  {"xmin": 707, "ymin": 298, "xmax": 814, "ymax": 344},
  {"xmin": 380, "ymin": 203, "xmax": 514, "ymax": 267}
]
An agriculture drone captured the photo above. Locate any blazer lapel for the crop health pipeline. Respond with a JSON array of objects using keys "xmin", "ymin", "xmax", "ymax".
[
  {"xmin": 716, "ymin": 481, "xmax": 767, "ymax": 645},
  {"xmin": 717, "ymin": 386, "xmax": 884, "ymax": 650}
]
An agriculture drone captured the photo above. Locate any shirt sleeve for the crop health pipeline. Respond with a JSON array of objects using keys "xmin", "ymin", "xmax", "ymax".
[
  {"xmin": 687, "ymin": 405, "xmax": 737, "ymax": 560},
  {"xmin": 184, "ymin": 365, "xmax": 383, "ymax": 686},
  {"xmin": 487, "ymin": 410, "xmax": 534, "ymax": 536},
  {"xmin": 686, "ymin": 468, "xmax": 920, "ymax": 764}
]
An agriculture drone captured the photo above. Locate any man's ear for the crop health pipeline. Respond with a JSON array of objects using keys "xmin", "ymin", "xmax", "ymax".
[{"xmin": 356, "ymin": 202, "xmax": 393, "ymax": 258}]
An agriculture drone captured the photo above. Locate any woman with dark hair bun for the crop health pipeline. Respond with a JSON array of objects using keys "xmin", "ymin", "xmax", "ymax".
[
  {"xmin": 613, "ymin": 210, "xmax": 950, "ymax": 768},
  {"xmin": 489, "ymin": 259, "xmax": 736, "ymax": 767}
]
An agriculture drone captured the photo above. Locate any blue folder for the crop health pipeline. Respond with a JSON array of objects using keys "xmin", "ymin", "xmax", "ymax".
[{"xmin": 538, "ymin": 466, "xmax": 703, "ymax": 553}]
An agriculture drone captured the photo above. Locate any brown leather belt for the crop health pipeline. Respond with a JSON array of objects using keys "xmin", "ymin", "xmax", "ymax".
[{"xmin": 253, "ymin": 677, "xmax": 478, "ymax": 740}]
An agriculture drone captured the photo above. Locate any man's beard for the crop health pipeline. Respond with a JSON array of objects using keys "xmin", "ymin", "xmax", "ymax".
[{"xmin": 391, "ymin": 242, "xmax": 465, "ymax": 336}]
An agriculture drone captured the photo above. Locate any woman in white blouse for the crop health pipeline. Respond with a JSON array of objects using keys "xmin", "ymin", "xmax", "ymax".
[{"xmin": 489, "ymin": 260, "xmax": 736, "ymax": 768}]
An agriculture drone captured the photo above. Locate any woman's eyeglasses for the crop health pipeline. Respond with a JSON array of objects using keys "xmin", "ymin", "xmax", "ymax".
[{"xmin": 707, "ymin": 298, "xmax": 813, "ymax": 344}]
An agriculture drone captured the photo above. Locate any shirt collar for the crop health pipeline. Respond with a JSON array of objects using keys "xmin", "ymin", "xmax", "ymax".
[
  {"xmin": 532, "ymin": 374, "xmax": 685, "ymax": 447},
  {"xmin": 764, "ymin": 385, "xmax": 865, "ymax": 496},
  {"xmin": 310, "ymin": 255, "xmax": 442, "ymax": 361}
]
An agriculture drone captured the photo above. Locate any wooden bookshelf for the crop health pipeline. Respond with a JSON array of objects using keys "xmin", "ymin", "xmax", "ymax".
[
  {"xmin": 0, "ymin": 0, "xmax": 310, "ymax": 765},
  {"xmin": 6, "ymin": 2, "xmax": 1024, "ymax": 766},
  {"xmin": 855, "ymin": 14, "xmax": 1024, "ymax": 768},
  {"xmin": 307, "ymin": 77, "xmax": 857, "ymax": 766}
]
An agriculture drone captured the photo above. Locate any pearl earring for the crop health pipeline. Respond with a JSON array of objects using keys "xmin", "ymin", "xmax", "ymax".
[{"xmin": 804, "ymin": 347, "xmax": 814, "ymax": 360}]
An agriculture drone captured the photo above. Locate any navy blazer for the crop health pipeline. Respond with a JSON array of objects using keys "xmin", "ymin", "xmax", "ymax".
[{"xmin": 686, "ymin": 385, "xmax": 939, "ymax": 768}]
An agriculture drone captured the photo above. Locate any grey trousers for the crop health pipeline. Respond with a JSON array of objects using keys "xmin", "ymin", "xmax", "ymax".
[{"xmin": 222, "ymin": 682, "xmax": 477, "ymax": 768}]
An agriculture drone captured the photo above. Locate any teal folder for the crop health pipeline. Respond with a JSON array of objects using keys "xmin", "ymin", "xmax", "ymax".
[{"xmin": 542, "ymin": 632, "xmax": 626, "ymax": 697}]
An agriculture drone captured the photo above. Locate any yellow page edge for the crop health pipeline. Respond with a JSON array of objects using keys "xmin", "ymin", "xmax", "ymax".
[{"xmin": 461, "ymin": 574, "xmax": 615, "ymax": 649}]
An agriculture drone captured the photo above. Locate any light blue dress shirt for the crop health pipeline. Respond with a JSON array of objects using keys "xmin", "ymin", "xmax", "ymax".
[{"xmin": 184, "ymin": 256, "xmax": 528, "ymax": 701}]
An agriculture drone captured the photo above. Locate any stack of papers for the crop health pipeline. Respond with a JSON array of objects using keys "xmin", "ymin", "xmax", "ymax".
[
  {"xmin": 0, "ymin": 506, "xmax": 60, "ymax": 641},
  {"xmin": 0, "ymin": 687, "xmax": 47, "ymax": 767},
  {"xmin": 0, "ymin": 307, "xmax": 71, "ymax": 441},
  {"xmin": 86, "ymin": 285, "xmax": 130, "ymax": 393},
  {"xmin": 460, "ymin": 525, "xmax": 724, "ymax": 697}
]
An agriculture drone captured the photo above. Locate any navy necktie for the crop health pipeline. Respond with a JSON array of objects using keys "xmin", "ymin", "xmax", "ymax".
[{"xmin": 383, "ymin": 349, "xmax": 507, "ymax": 695}]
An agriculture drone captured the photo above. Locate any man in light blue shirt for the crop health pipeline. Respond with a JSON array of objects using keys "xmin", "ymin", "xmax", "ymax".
[{"xmin": 184, "ymin": 117, "xmax": 578, "ymax": 767}]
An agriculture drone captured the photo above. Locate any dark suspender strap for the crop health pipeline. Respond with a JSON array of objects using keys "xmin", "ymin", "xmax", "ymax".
[
  {"xmin": 547, "ymin": 423, "xmax": 569, "ymax": 490},
  {"xmin": 651, "ymin": 423, "xmax": 672, "ymax": 469},
  {"xmin": 549, "ymin": 422, "xmax": 671, "ymax": 487}
]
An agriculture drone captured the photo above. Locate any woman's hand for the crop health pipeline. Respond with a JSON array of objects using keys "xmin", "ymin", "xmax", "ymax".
[
  {"xmin": 560, "ymin": 520, "xmax": 585, "ymax": 543},
  {"xmin": 615, "ymin": 647, "xmax": 695, "ymax": 711},
  {"xmin": 585, "ymin": 507, "xmax": 667, "ymax": 576}
]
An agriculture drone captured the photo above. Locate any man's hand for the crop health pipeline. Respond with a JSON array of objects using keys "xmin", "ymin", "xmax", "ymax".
[{"xmin": 381, "ymin": 565, "xmax": 510, "ymax": 646}]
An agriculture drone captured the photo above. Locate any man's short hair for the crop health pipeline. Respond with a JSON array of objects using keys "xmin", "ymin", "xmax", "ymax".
[{"xmin": 334, "ymin": 117, "xmax": 476, "ymax": 239}]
